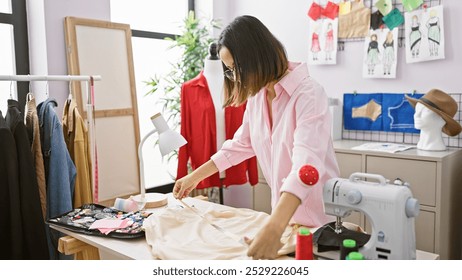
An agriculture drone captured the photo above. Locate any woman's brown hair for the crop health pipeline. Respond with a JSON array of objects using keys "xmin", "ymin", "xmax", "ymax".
[{"xmin": 218, "ymin": 15, "xmax": 288, "ymax": 107}]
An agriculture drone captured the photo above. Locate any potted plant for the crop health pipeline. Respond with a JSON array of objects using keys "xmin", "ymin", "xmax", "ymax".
[{"xmin": 145, "ymin": 11, "xmax": 220, "ymax": 162}]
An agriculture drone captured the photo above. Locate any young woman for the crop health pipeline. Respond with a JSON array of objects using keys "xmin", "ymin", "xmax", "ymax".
[{"xmin": 173, "ymin": 15, "xmax": 339, "ymax": 259}]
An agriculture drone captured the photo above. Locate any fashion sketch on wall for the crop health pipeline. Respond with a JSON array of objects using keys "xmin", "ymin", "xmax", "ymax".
[
  {"xmin": 405, "ymin": 5, "xmax": 445, "ymax": 63},
  {"xmin": 362, "ymin": 27, "xmax": 398, "ymax": 79},
  {"xmin": 308, "ymin": 18, "xmax": 338, "ymax": 65}
]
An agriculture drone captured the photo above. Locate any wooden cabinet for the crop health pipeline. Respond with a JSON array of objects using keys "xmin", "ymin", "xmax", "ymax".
[{"xmin": 334, "ymin": 140, "xmax": 462, "ymax": 260}]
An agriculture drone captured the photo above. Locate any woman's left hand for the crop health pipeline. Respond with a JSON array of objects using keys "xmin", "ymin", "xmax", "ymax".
[{"xmin": 245, "ymin": 222, "xmax": 284, "ymax": 260}]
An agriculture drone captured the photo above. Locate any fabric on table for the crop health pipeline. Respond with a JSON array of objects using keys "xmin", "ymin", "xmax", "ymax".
[
  {"xmin": 313, "ymin": 221, "xmax": 371, "ymax": 253},
  {"xmin": 144, "ymin": 205, "xmax": 297, "ymax": 260}
]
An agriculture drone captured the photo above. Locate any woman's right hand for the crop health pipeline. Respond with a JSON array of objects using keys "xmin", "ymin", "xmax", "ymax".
[
  {"xmin": 173, "ymin": 159, "xmax": 220, "ymax": 199},
  {"xmin": 173, "ymin": 173, "xmax": 199, "ymax": 199}
]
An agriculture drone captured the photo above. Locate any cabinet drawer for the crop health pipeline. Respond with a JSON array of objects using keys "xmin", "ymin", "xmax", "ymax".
[
  {"xmin": 415, "ymin": 210, "xmax": 435, "ymax": 253},
  {"xmin": 366, "ymin": 156, "xmax": 437, "ymax": 206},
  {"xmin": 335, "ymin": 152, "xmax": 362, "ymax": 179}
]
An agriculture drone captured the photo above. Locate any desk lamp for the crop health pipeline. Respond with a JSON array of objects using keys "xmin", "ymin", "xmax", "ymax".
[{"xmin": 132, "ymin": 113, "xmax": 187, "ymax": 209}]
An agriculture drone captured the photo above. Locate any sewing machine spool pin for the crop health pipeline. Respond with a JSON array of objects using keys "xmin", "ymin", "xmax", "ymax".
[{"xmin": 334, "ymin": 217, "xmax": 343, "ymax": 234}]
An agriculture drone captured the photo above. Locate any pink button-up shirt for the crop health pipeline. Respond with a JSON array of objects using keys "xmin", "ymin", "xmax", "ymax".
[{"xmin": 211, "ymin": 62, "xmax": 339, "ymax": 227}]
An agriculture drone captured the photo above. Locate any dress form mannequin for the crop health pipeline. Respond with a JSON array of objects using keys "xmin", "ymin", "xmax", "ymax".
[
  {"xmin": 203, "ymin": 43, "xmax": 225, "ymax": 178},
  {"xmin": 414, "ymin": 103, "xmax": 446, "ymax": 151}
]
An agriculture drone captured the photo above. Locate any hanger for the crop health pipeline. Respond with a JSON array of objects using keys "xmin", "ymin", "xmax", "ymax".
[
  {"xmin": 45, "ymin": 80, "xmax": 49, "ymax": 98},
  {"xmin": 9, "ymin": 80, "xmax": 14, "ymax": 99},
  {"xmin": 67, "ymin": 76, "xmax": 73, "ymax": 102},
  {"xmin": 28, "ymin": 74, "xmax": 32, "ymax": 93}
]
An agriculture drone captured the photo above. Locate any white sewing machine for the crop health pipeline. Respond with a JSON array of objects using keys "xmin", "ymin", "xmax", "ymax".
[{"xmin": 323, "ymin": 172, "xmax": 420, "ymax": 260}]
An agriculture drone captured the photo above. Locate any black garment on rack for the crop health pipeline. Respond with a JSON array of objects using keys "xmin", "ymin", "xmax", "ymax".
[
  {"xmin": 5, "ymin": 100, "xmax": 49, "ymax": 260},
  {"xmin": 0, "ymin": 111, "xmax": 23, "ymax": 259}
]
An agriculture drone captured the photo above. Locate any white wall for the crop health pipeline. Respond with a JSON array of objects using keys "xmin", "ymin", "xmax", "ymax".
[
  {"xmin": 212, "ymin": 0, "xmax": 462, "ymax": 210},
  {"xmin": 217, "ymin": 0, "xmax": 462, "ymax": 100},
  {"xmin": 27, "ymin": 0, "xmax": 110, "ymax": 116},
  {"xmin": 30, "ymin": 1, "xmax": 461, "ymax": 209},
  {"xmin": 26, "ymin": 0, "xmax": 48, "ymax": 105},
  {"xmin": 31, "ymin": 0, "xmax": 462, "ymax": 114}
]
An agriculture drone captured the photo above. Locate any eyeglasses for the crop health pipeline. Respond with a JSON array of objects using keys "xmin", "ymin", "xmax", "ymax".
[{"xmin": 224, "ymin": 67, "xmax": 236, "ymax": 81}]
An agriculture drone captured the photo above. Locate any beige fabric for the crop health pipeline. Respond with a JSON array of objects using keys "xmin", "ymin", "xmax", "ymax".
[
  {"xmin": 24, "ymin": 94, "xmax": 47, "ymax": 219},
  {"xmin": 144, "ymin": 205, "xmax": 297, "ymax": 260},
  {"xmin": 352, "ymin": 99, "xmax": 382, "ymax": 121},
  {"xmin": 62, "ymin": 98, "xmax": 93, "ymax": 207},
  {"xmin": 338, "ymin": 0, "xmax": 371, "ymax": 39}
]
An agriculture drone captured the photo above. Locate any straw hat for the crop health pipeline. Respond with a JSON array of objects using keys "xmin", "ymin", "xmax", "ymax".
[{"xmin": 406, "ymin": 89, "xmax": 462, "ymax": 136}]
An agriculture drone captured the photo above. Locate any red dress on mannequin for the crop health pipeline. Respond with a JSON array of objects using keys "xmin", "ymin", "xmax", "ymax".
[{"xmin": 177, "ymin": 71, "xmax": 258, "ymax": 189}]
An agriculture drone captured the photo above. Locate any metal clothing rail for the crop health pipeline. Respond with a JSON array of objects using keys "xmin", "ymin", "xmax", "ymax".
[
  {"xmin": 0, "ymin": 74, "xmax": 102, "ymax": 82},
  {"xmin": 0, "ymin": 74, "xmax": 102, "ymax": 105},
  {"xmin": 0, "ymin": 73, "xmax": 102, "ymax": 203}
]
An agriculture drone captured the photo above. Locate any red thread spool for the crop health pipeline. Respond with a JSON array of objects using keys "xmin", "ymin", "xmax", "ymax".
[{"xmin": 296, "ymin": 228, "xmax": 313, "ymax": 260}]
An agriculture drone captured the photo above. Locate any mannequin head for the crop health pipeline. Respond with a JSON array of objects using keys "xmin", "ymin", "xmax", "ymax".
[
  {"xmin": 406, "ymin": 89, "xmax": 462, "ymax": 137},
  {"xmin": 204, "ymin": 42, "xmax": 224, "ymax": 80},
  {"xmin": 414, "ymin": 102, "xmax": 445, "ymax": 130},
  {"xmin": 414, "ymin": 103, "xmax": 446, "ymax": 151}
]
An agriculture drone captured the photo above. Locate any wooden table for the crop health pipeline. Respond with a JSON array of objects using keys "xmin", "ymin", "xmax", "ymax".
[{"xmin": 51, "ymin": 193, "xmax": 439, "ymax": 260}]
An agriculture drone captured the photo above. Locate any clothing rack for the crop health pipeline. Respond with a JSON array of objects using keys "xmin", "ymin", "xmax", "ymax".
[
  {"xmin": 0, "ymin": 73, "xmax": 102, "ymax": 203},
  {"xmin": 0, "ymin": 74, "xmax": 102, "ymax": 104},
  {"xmin": 0, "ymin": 74, "xmax": 102, "ymax": 82}
]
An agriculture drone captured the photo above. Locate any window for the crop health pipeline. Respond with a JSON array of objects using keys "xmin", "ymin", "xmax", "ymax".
[
  {"xmin": 0, "ymin": 0, "xmax": 11, "ymax": 13},
  {"xmin": 0, "ymin": 23, "xmax": 15, "ymax": 113},
  {"xmin": 0, "ymin": 0, "xmax": 29, "ymax": 114},
  {"xmin": 111, "ymin": 0, "xmax": 192, "ymax": 189},
  {"xmin": 110, "ymin": 0, "xmax": 189, "ymax": 34}
]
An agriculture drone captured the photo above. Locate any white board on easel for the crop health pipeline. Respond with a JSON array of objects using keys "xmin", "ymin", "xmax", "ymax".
[{"xmin": 64, "ymin": 17, "xmax": 141, "ymax": 203}]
